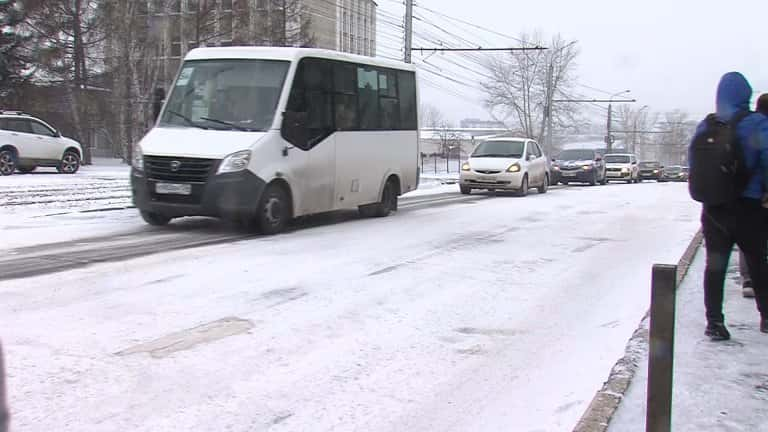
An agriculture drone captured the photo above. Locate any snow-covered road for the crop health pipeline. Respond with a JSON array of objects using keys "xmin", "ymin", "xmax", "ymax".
[{"xmin": 1, "ymin": 181, "xmax": 700, "ymax": 431}]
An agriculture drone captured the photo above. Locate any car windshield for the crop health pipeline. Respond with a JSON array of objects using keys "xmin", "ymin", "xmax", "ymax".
[
  {"xmin": 640, "ymin": 162, "xmax": 660, "ymax": 168},
  {"xmin": 604, "ymin": 155, "xmax": 631, "ymax": 163},
  {"xmin": 472, "ymin": 140, "xmax": 525, "ymax": 158},
  {"xmin": 557, "ymin": 149, "xmax": 595, "ymax": 161},
  {"xmin": 160, "ymin": 59, "xmax": 290, "ymax": 132},
  {"xmin": 665, "ymin": 166, "xmax": 682, "ymax": 173}
]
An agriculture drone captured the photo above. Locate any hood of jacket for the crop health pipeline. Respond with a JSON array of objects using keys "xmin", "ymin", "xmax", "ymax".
[{"xmin": 716, "ymin": 72, "xmax": 752, "ymax": 121}]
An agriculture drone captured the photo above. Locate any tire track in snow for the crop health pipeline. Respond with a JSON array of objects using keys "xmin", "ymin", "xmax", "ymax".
[{"xmin": 0, "ymin": 192, "xmax": 480, "ymax": 281}]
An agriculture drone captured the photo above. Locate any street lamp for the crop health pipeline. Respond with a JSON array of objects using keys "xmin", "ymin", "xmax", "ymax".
[
  {"xmin": 633, "ymin": 105, "xmax": 649, "ymax": 154},
  {"xmin": 606, "ymin": 90, "xmax": 631, "ymax": 152}
]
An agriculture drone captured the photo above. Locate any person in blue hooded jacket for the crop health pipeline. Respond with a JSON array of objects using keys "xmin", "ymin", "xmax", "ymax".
[
  {"xmin": 738, "ymin": 93, "xmax": 768, "ymax": 299},
  {"xmin": 692, "ymin": 72, "xmax": 768, "ymax": 341}
]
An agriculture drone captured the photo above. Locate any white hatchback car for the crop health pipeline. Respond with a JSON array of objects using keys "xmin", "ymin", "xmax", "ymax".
[
  {"xmin": 0, "ymin": 111, "xmax": 83, "ymax": 176},
  {"xmin": 603, "ymin": 153, "xmax": 640, "ymax": 183},
  {"xmin": 460, "ymin": 137, "xmax": 549, "ymax": 196}
]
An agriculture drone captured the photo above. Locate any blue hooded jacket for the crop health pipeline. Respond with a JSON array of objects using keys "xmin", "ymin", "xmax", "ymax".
[{"xmin": 692, "ymin": 72, "xmax": 768, "ymax": 200}]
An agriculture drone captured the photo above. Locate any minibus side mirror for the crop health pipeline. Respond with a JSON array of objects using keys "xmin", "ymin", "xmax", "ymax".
[
  {"xmin": 280, "ymin": 111, "xmax": 309, "ymax": 152},
  {"xmin": 153, "ymin": 87, "xmax": 166, "ymax": 122}
]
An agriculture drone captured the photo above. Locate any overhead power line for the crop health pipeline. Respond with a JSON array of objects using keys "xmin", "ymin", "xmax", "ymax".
[
  {"xmin": 412, "ymin": 3, "xmax": 531, "ymax": 46},
  {"xmin": 553, "ymin": 99, "xmax": 637, "ymax": 103},
  {"xmin": 412, "ymin": 47, "xmax": 547, "ymax": 52}
]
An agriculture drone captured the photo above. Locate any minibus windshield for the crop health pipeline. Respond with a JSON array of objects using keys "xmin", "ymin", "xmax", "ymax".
[{"xmin": 160, "ymin": 59, "xmax": 290, "ymax": 132}]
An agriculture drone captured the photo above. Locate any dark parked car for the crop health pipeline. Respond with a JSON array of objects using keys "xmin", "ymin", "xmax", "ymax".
[
  {"xmin": 659, "ymin": 165, "xmax": 688, "ymax": 182},
  {"xmin": 639, "ymin": 161, "xmax": 663, "ymax": 181},
  {"xmin": 552, "ymin": 149, "xmax": 607, "ymax": 186}
]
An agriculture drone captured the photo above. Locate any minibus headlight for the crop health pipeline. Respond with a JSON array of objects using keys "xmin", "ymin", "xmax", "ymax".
[
  {"xmin": 132, "ymin": 146, "xmax": 144, "ymax": 171},
  {"xmin": 217, "ymin": 150, "xmax": 252, "ymax": 174}
]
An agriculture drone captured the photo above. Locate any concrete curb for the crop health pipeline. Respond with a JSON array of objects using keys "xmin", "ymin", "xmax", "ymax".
[{"xmin": 572, "ymin": 229, "xmax": 703, "ymax": 432}]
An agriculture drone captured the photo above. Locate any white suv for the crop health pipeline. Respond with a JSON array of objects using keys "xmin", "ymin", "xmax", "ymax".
[{"xmin": 0, "ymin": 111, "xmax": 83, "ymax": 176}]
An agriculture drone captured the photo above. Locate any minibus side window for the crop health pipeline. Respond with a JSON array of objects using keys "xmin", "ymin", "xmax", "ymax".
[{"xmin": 284, "ymin": 58, "xmax": 334, "ymax": 149}]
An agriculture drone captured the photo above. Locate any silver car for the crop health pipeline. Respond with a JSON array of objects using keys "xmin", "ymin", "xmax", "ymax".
[{"xmin": 459, "ymin": 138, "xmax": 549, "ymax": 196}]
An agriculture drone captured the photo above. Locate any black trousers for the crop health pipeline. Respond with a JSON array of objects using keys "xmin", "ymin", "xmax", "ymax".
[{"xmin": 702, "ymin": 200, "xmax": 768, "ymax": 323}]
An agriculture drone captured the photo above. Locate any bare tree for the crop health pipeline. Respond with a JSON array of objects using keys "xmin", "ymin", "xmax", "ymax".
[
  {"xmin": 433, "ymin": 121, "xmax": 460, "ymax": 159},
  {"xmin": 484, "ymin": 32, "xmax": 579, "ymax": 147},
  {"xmin": 101, "ymin": 0, "xmax": 170, "ymax": 162},
  {"xmin": 655, "ymin": 110, "xmax": 695, "ymax": 165},
  {"xmin": 615, "ymin": 105, "xmax": 659, "ymax": 157},
  {"xmin": 419, "ymin": 103, "xmax": 444, "ymax": 129}
]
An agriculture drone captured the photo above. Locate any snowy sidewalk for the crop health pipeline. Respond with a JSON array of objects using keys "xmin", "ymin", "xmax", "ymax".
[{"xmin": 607, "ymin": 247, "xmax": 768, "ymax": 431}]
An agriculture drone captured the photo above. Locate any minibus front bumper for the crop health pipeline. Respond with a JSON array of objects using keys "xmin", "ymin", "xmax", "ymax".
[{"xmin": 131, "ymin": 168, "xmax": 267, "ymax": 219}]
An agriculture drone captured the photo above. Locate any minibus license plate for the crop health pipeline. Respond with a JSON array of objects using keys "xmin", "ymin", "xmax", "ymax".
[{"xmin": 156, "ymin": 183, "xmax": 192, "ymax": 195}]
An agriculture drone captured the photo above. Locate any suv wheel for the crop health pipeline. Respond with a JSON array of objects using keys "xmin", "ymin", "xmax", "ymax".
[
  {"xmin": 57, "ymin": 151, "xmax": 80, "ymax": 174},
  {"xmin": 0, "ymin": 150, "xmax": 16, "ymax": 176}
]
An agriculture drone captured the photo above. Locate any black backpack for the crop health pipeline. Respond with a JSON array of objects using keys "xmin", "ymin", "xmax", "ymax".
[{"xmin": 688, "ymin": 111, "xmax": 752, "ymax": 205}]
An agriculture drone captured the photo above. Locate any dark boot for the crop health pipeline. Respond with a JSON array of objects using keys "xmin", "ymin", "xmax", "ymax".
[{"xmin": 705, "ymin": 322, "xmax": 731, "ymax": 341}]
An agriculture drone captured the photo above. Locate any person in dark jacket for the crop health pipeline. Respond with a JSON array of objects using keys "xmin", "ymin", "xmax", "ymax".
[
  {"xmin": 738, "ymin": 93, "xmax": 768, "ymax": 298},
  {"xmin": 693, "ymin": 73, "xmax": 768, "ymax": 340}
]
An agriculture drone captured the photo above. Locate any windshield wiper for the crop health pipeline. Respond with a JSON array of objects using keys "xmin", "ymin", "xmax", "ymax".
[
  {"xmin": 166, "ymin": 110, "xmax": 208, "ymax": 130},
  {"xmin": 199, "ymin": 117, "xmax": 251, "ymax": 131}
]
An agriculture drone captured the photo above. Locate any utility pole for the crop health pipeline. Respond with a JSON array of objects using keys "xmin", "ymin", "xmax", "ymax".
[
  {"xmin": 545, "ymin": 62, "xmax": 554, "ymax": 155},
  {"xmin": 404, "ymin": 0, "xmax": 413, "ymax": 63},
  {"xmin": 606, "ymin": 103, "xmax": 613, "ymax": 153},
  {"xmin": 282, "ymin": 0, "xmax": 288, "ymax": 46},
  {"xmin": 551, "ymin": 97, "xmax": 636, "ymax": 154}
]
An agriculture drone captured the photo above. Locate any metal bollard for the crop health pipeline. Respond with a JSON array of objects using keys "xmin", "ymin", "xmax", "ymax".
[{"xmin": 646, "ymin": 264, "xmax": 677, "ymax": 432}]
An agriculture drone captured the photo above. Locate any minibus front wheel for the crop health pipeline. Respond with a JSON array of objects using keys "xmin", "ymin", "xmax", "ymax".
[
  {"xmin": 257, "ymin": 183, "xmax": 292, "ymax": 235},
  {"xmin": 140, "ymin": 210, "xmax": 172, "ymax": 226}
]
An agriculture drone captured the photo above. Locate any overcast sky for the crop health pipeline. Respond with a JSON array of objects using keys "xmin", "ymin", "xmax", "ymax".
[{"xmin": 377, "ymin": 0, "xmax": 768, "ymax": 124}]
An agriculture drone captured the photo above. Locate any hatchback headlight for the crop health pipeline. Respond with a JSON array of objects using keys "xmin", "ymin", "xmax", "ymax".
[
  {"xmin": 461, "ymin": 162, "xmax": 471, "ymax": 171},
  {"xmin": 582, "ymin": 165, "xmax": 592, "ymax": 170},
  {"xmin": 507, "ymin": 163, "xmax": 521, "ymax": 173},
  {"xmin": 217, "ymin": 150, "xmax": 252, "ymax": 174},
  {"xmin": 621, "ymin": 167, "xmax": 630, "ymax": 173}
]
